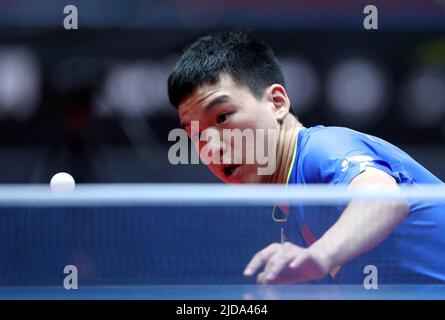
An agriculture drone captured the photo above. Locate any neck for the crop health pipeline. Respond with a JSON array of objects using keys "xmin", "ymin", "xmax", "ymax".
[{"xmin": 263, "ymin": 115, "xmax": 302, "ymax": 184}]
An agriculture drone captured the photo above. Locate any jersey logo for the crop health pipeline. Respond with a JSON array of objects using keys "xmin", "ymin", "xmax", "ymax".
[{"xmin": 341, "ymin": 155, "xmax": 374, "ymax": 172}]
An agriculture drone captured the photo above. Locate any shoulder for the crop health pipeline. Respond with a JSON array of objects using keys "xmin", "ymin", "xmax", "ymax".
[
  {"xmin": 301, "ymin": 126, "xmax": 364, "ymax": 159},
  {"xmin": 298, "ymin": 126, "xmax": 376, "ymax": 184},
  {"xmin": 306, "ymin": 125, "xmax": 363, "ymax": 142}
]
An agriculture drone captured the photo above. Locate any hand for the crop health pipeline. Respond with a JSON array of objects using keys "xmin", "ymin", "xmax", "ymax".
[{"xmin": 243, "ymin": 242, "xmax": 332, "ymax": 285}]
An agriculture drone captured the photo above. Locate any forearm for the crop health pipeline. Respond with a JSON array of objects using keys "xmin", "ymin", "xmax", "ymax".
[{"xmin": 309, "ymin": 190, "xmax": 409, "ymax": 271}]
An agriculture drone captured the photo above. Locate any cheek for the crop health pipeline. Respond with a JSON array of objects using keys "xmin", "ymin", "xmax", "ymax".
[
  {"xmin": 227, "ymin": 113, "xmax": 265, "ymax": 131},
  {"xmin": 258, "ymin": 108, "xmax": 280, "ymax": 130},
  {"xmin": 238, "ymin": 104, "xmax": 278, "ymax": 130}
]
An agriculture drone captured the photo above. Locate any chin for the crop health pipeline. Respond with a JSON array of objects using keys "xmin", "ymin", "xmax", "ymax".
[
  {"xmin": 217, "ymin": 173, "xmax": 244, "ymax": 184},
  {"xmin": 232, "ymin": 174, "xmax": 260, "ymax": 184},
  {"xmin": 212, "ymin": 166, "xmax": 260, "ymax": 184}
]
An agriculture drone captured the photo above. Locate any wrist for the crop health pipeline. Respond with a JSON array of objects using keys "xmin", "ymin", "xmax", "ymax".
[{"xmin": 307, "ymin": 241, "xmax": 336, "ymax": 274}]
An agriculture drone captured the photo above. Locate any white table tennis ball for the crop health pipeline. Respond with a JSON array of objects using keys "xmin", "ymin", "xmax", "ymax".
[{"xmin": 50, "ymin": 172, "xmax": 76, "ymax": 193}]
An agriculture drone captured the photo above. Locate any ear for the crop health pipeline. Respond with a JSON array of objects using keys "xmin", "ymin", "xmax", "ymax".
[{"xmin": 265, "ymin": 84, "xmax": 291, "ymax": 122}]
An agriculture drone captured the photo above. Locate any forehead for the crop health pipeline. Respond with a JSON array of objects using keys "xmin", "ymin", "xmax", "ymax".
[{"xmin": 178, "ymin": 75, "xmax": 251, "ymax": 123}]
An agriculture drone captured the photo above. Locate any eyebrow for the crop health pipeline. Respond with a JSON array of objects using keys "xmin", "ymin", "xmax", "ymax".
[
  {"xmin": 180, "ymin": 95, "xmax": 231, "ymax": 129},
  {"xmin": 203, "ymin": 95, "xmax": 231, "ymax": 113}
]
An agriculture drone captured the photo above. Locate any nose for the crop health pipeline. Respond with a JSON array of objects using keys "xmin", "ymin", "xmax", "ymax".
[
  {"xmin": 199, "ymin": 128, "xmax": 231, "ymax": 165},
  {"xmin": 197, "ymin": 128, "xmax": 227, "ymax": 165},
  {"xmin": 201, "ymin": 137, "xmax": 227, "ymax": 164}
]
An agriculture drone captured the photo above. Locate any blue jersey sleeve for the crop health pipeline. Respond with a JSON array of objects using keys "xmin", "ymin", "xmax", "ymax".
[{"xmin": 300, "ymin": 127, "xmax": 401, "ymax": 185}]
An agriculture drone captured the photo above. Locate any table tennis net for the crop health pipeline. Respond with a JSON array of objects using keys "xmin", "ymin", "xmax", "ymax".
[{"xmin": 0, "ymin": 184, "xmax": 444, "ymax": 286}]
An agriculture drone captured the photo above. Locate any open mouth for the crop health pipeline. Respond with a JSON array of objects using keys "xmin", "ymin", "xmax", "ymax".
[{"xmin": 223, "ymin": 165, "xmax": 241, "ymax": 177}]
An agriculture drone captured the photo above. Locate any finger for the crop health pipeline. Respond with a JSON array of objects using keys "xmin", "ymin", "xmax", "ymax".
[
  {"xmin": 257, "ymin": 272, "xmax": 267, "ymax": 284},
  {"xmin": 244, "ymin": 243, "xmax": 281, "ymax": 276},
  {"xmin": 262, "ymin": 250, "xmax": 295, "ymax": 283},
  {"xmin": 269, "ymin": 273, "xmax": 307, "ymax": 285},
  {"xmin": 263, "ymin": 243, "xmax": 304, "ymax": 280},
  {"xmin": 244, "ymin": 243, "xmax": 282, "ymax": 276},
  {"xmin": 289, "ymin": 252, "xmax": 307, "ymax": 269},
  {"xmin": 265, "ymin": 256, "xmax": 309, "ymax": 285}
]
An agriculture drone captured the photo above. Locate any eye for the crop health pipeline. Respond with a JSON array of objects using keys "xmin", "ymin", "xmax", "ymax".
[{"xmin": 216, "ymin": 112, "xmax": 231, "ymax": 124}]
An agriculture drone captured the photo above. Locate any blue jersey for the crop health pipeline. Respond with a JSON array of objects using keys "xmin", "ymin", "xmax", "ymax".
[{"xmin": 282, "ymin": 125, "xmax": 445, "ymax": 284}]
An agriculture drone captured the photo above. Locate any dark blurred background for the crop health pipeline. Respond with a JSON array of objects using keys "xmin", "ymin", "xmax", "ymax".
[{"xmin": 1, "ymin": 0, "xmax": 445, "ymax": 183}]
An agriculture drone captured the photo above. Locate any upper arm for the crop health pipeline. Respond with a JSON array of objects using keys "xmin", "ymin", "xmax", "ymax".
[
  {"xmin": 348, "ymin": 167, "xmax": 410, "ymax": 217},
  {"xmin": 348, "ymin": 167, "xmax": 398, "ymax": 188}
]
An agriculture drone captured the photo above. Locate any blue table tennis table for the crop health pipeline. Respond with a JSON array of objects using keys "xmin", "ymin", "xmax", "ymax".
[{"xmin": 1, "ymin": 285, "xmax": 445, "ymax": 300}]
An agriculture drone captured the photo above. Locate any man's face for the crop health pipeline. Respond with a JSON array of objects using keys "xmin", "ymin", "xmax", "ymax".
[{"xmin": 178, "ymin": 75, "xmax": 281, "ymax": 184}]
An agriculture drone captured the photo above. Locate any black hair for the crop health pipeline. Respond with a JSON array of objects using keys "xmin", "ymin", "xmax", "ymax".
[{"xmin": 167, "ymin": 31, "xmax": 286, "ymax": 109}]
